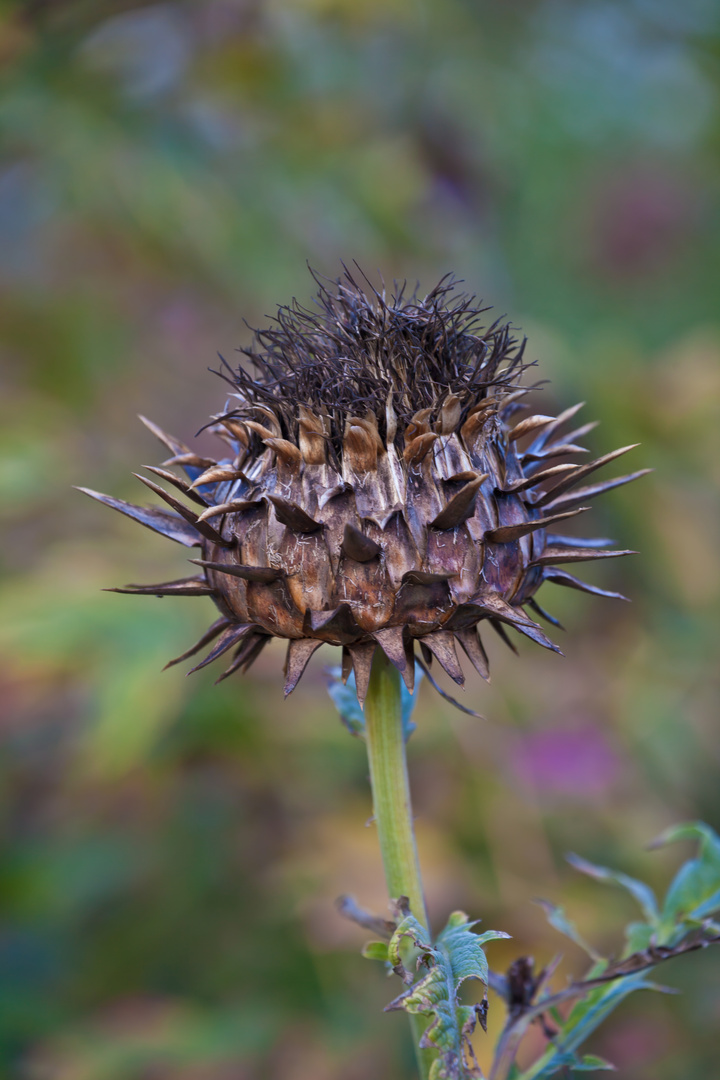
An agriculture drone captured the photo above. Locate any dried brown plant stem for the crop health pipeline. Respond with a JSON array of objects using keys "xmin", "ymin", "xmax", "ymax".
[{"xmin": 364, "ymin": 650, "xmax": 433, "ymax": 1078}]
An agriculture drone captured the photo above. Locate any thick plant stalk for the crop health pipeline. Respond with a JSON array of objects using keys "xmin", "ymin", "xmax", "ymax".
[{"xmin": 364, "ymin": 650, "xmax": 433, "ymax": 1078}]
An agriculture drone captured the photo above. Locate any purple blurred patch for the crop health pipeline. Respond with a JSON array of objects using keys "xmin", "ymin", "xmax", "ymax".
[
  {"xmin": 158, "ymin": 294, "xmax": 200, "ymax": 342},
  {"xmin": 588, "ymin": 165, "xmax": 699, "ymax": 278},
  {"xmin": 600, "ymin": 1014, "xmax": 670, "ymax": 1068},
  {"xmin": 512, "ymin": 724, "xmax": 621, "ymax": 798}
]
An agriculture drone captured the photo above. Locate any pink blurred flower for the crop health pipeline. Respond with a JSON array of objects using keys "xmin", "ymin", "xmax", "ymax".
[{"xmin": 512, "ymin": 723, "xmax": 622, "ymax": 798}]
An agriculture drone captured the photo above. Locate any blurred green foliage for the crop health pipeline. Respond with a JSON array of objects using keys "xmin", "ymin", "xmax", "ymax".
[{"xmin": 1, "ymin": 1, "xmax": 719, "ymax": 1077}]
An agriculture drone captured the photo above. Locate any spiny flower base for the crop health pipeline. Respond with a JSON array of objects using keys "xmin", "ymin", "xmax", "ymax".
[{"xmin": 79, "ymin": 270, "xmax": 648, "ymax": 707}]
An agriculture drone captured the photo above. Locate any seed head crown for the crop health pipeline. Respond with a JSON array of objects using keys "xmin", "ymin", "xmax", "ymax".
[
  {"xmin": 79, "ymin": 268, "xmax": 648, "ymax": 708},
  {"xmin": 228, "ymin": 269, "xmax": 528, "ymax": 456}
]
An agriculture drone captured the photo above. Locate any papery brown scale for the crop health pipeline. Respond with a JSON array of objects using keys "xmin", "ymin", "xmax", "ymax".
[
  {"xmin": 377, "ymin": 513, "xmax": 419, "ymax": 592},
  {"xmin": 425, "ymin": 525, "xmax": 476, "ymax": 599},
  {"xmin": 432, "ymin": 432, "xmax": 474, "ymax": 481},
  {"xmin": 394, "ymin": 579, "xmax": 453, "ymax": 634},
  {"xmin": 245, "ymin": 576, "xmax": 304, "ymax": 639},
  {"xmin": 405, "ymin": 409, "xmax": 434, "ymax": 441},
  {"xmin": 315, "ymin": 488, "xmax": 356, "ymax": 573},
  {"xmin": 244, "ymin": 420, "xmax": 277, "ymax": 445},
  {"xmin": 335, "ymin": 553, "xmax": 395, "ymax": 634},
  {"xmin": 249, "ymin": 405, "xmax": 283, "ymax": 437},
  {"xmin": 201, "ymin": 548, "xmax": 250, "ymax": 621},
  {"xmin": 282, "ymin": 531, "xmax": 333, "ymax": 617},
  {"xmin": 430, "ymin": 475, "xmax": 484, "ymax": 530},
  {"xmin": 264, "ymin": 438, "xmax": 303, "ymax": 466},
  {"xmin": 298, "ymin": 410, "xmax": 327, "ymax": 465},
  {"xmin": 403, "ymin": 432, "xmax": 438, "ymax": 466},
  {"xmin": 220, "ymin": 417, "xmax": 251, "ymax": 446},
  {"xmin": 344, "ymin": 421, "xmax": 378, "ymax": 474},
  {"xmin": 439, "ymin": 394, "xmax": 462, "ymax": 434}
]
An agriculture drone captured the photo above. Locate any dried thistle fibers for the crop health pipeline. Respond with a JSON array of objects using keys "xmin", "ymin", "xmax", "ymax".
[{"xmin": 79, "ymin": 269, "xmax": 649, "ymax": 708}]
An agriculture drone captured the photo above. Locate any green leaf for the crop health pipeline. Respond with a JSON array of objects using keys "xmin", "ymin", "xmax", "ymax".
[
  {"xmin": 386, "ymin": 907, "xmax": 433, "ymax": 979},
  {"xmin": 575, "ymin": 1055, "xmax": 616, "ymax": 1071},
  {"xmin": 362, "ymin": 941, "xmax": 390, "ymax": 962},
  {"xmin": 520, "ymin": 976, "xmax": 659, "ymax": 1080},
  {"xmin": 566, "ymin": 853, "xmax": 659, "ymax": 925},
  {"xmin": 438, "ymin": 913, "xmax": 510, "ymax": 992},
  {"xmin": 688, "ymin": 887, "xmax": 720, "ymax": 921},
  {"xmin": 651, "ymin": 821, "xmax": 720, "ymax": 859},
  {"xmin": 518, "ymin": 827, "xmax": 720, "ymax": 1080},
  {"xmin": 623, "ymin": 921, "xmax": 655, "ymax": 954},
  {"xmin": 650, "ymin": 822, "xmax": 720, "ymax": 932},
  {"xmin": 386, "ymin": 908, "xmax": 510, "ymax": 1079},
  {"xmin": 476, "ymin": 929, "xmax": 514, "ymax": 948},
  {"xmin": 535, "ymin": 899, "xmax": 603, "ymax": 962},
  {"xmin": 534, "ymin": 1051, "xmax": 616, "ymax": 1075}
]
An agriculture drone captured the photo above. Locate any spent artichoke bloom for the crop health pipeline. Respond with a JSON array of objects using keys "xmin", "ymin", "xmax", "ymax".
[{"xmin": 79, "ymin": 270, "xmax": 648, "ymax": 707}]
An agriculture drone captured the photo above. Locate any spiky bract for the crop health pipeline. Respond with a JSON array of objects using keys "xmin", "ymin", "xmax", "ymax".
[{"xmin": 79, "ymin": 269, "xmax": 648, "ymax": 706}]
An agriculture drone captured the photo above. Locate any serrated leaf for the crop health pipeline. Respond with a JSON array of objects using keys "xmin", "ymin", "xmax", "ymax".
[
  {"xmin": 437, "ymin": 913, "xmax": 510, "ymax": 992},
  {"xmin": 386, "ymin": 909, "xmax": 509, "ymax": 1078},
  {"xmin": 536, "ymin": 899, "xmax": 603, "ymax": 961},
  {"xmin": 362, "ymin": 940, "xmax": 390, "ymax": 962},
  {"xmin": 566, "ymin": 853, "xmax": 659, "ymax": 925},
  {"xmin": 326, "ymin": 663, "xmax": 423, "ymax": 741}
]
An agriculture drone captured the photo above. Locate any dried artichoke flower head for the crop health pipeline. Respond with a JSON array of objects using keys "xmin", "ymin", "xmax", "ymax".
[{"xmin": 80, "ymin": 269, "xmax": 648, "ymax": 707}]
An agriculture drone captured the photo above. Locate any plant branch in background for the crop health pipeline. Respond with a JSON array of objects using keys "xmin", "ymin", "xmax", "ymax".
[{"xmin": 332, "ymin": 671, "xmax": 720, "ymax": 1080}]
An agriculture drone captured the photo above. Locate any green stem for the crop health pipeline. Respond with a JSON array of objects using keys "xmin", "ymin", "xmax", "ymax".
[{"xmin": 364, "ymin": 650, "xmax": 433, "ymax": 1079}]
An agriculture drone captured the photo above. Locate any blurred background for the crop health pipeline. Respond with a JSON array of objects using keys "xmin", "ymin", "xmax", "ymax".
[{"xmin": 1, "ymin": 1, "xmax": 719, "ymax": 1077}]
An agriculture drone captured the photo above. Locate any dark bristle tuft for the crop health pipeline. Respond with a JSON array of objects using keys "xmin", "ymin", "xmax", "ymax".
[{"xmin": 218, "ymin": 268, "xmax": 531, "ymax": 452}]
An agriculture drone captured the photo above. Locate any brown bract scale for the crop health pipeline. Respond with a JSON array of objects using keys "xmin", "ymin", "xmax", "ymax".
[{"xmin": 78, "ymin": 269, "xmax": 649, "ymax": 708}]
